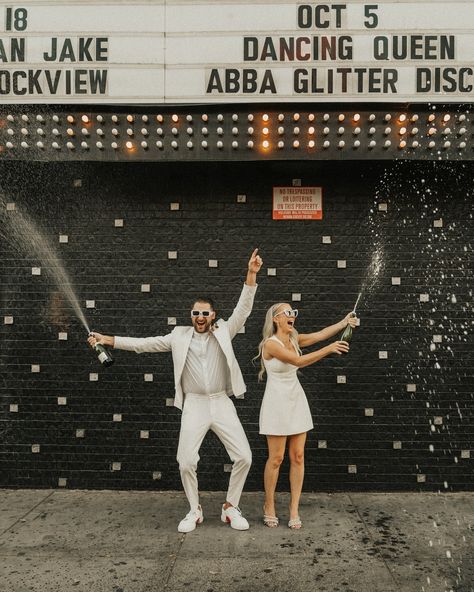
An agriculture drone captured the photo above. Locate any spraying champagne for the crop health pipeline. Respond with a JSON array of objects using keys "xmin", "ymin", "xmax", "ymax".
[
  {"xmin": 89, "ymin": 333, "xmax": 114, "ymax": 367},
  {"xmin": 339, "ymin": 312, "xmax": 357, "ymax": 344}
]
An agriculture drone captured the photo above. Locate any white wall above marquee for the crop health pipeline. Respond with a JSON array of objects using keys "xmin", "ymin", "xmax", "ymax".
[{"xmin": 0, "ymin": 0, "xmax": 473, "ymax": 103}]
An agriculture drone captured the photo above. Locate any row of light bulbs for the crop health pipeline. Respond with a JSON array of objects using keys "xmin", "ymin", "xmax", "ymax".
[
  {"xmin": 3, "ymin": 139, "xmax": 466, "ymax": 151},
  {"xmin": 3, "ymin": 112, "xmax": 467, "ymax": 125}
]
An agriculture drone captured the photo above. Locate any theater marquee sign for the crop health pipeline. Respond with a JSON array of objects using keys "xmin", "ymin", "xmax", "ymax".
[{"xmin": 0, "ymin": 0, "xmax": 473, "ymax": 103}]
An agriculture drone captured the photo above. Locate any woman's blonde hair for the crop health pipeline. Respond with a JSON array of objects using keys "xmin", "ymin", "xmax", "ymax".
[{"xmin": 254, "ymin": 302, "xmax": 301, "ymax": 381}]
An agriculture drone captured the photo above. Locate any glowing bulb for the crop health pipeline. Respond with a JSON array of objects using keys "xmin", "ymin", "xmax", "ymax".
[
  {"xmin": 201, "ymin": 140, "xmax": 208, "ymax": 148},
  {"xmin": 308, "ymin": 113, "xmax": 315, "ymax": 122},
  {"xmin": 338, "ymin": 140, "xmax": 345, "ymax": 148},
  {"xmin": 353, "ymin": 113, "xmax": 360, "ymax": 122},
  {"xmin": 293, "ymin": 113, "xmax": 300, "ymax": 121},
  {"xmin": 428, "ymin": 127, "xmax": 436, "ymax": 136},
  {"xmin": 81, "ymin": 115, "xmax": 89, "ymax": 123},
  {"xmin": 308, "ymin": 140, "xmax": 315, "ymax": 148},
  {"xmin": 411, "ymin": 114, "xmax": 419, "ymax": 122},
  {"xmin": 338, "ymin": 127, "xmax": 344, "ymax": 135},
  {"xmin": 323, "ymin": 113, "xmax": 330, "ymax": 121},
  {"xmin": 399, "ymin": 114, "xmax": 407, "ymax": 123},
  {"xmin": 201, "ymin": 114, "xmax": 208, "ymax": 122},
  {"xmin": 172, "ymin": 114, "xmax": 179, "ymax": 122},
  {"xmin": 217, "ymin": 140, "xmax": 223, "ymax": 148},
  {"xmin": 323, "ymin": 140, "xmax": 330, "ymax": 148},
  {"xmin": 277, "ymin": 140, "xmax": 284, "ymax": 149},
  {"xmin": 67, "ymin": 115, "xmax": 74, "ymax": 123},
  {"xmin": 308, "ymin": 126, "xmax": 315, "ymax": 135},
  {"xmin": 353, "ymin": 127, "xmax": 361, "ymax": 135},
  {"xmin": 186, "ymin": 127, "xmax": 193, "ymax": 135},
  {"xmin": 399, "ymin": 141, "xmax": 406, "ymax": 149},
  {"xmin": 142, "ymin": 115, "xmax": 149, "ymax": 123},
  {"xmin": 323, "ymin": 127, "xmax": 330, "ymax": 135},
  {"xmin": 186, "ymin": 141, "xmax": 193, "ymax": 149},
  {"xmin": 232, "ymin": 141, "xmax": 238, "ymax": 149},
  {"xmin": 141, "ymin": 141, "xmax": 149, "ymax": 149},
  {"xmin": 186, "ymin": 115, "xmax": 193, "ymax": 122},
  {"xmin": 232, "ymin": 114, "xmax": 238, "ymax": 121},
  {"xmin": 428, "ymin": 114, "xmax": 435, "ymax": 122},
  {"xmin": 443, "ymin": 114, "xmax": 451, "ymax": 123},
  {"xmin": 293, "ymin": 127, "xmax": 300, "ymax": 135},
  {"xmin": 353, "ymin": 140, "xmax": 360, "ymax": 148},
  {"xmin": 278, "ymin": 114, "xmax": 284, "ymax": 121},
  {"xmin": 262, "ymin": 114, "xmax": 269, "ymax": 122},
  {"xmin": 278, "ymin": 127, "xmax": 284, "ymax": 135},
  {"xmin": 201, "ymin": 127, "xmax": 208, "ymax": 135},
  {"xmin": 126, "ymin": 141, "xmax": 133, "ymax": 149},
  {"xmin": 247, "ymin": 140, "xmax": 254, "ymax": 148},
  {"xmin": 384, "ymin": 140, "xmax": 391, "ymax": 148},
  {"xmin": 141, "ymin": 128, "xmax": 149, "ymax": 136},
  {"xmin": 262, "ymin": 140, "xmax": 269, "ymax": 149},
  {"xmin": 156, "ymin": 114, "xmax": 164, "ymax": 123},
  {"xmin": 66, "ymin": 128, "xmax": 75, "ymax": 137},
  {"xmin": 293, "ymin": 140, "xmax": 300, "ymax": 148},
  {"xmin": 399, "ymin": 127, "xmax": 407, "ymax": 135},
  {"xmin": 338, "ymin": 114, "xmax": 345, "ymax": 122},
  {"xmin": 248, "ymin": 114, "xmax": 254, "ymax": 122},
  {"xmin": 126, "ymin": 115, "xmax": 134, "ymax": 123},
  {"xmin": 262, "ymin": 127, "xmax": 269, "ymax": 135}
]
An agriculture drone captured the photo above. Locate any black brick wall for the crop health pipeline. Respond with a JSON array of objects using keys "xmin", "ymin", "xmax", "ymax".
[{"xmin": 1, "ymin": 159, "xmax": 473, "ymax": 491}]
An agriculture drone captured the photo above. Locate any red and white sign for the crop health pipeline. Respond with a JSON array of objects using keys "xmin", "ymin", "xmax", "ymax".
[{"xmin": 273, "ymin": 187, "xmax": 323, "ymax": 220}]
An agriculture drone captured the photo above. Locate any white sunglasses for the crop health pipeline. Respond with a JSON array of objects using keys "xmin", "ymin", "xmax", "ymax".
[
  {"xmin": 274, "ymin": 308, "xmax": 299, "ymax": 318},
  {"xmin": 191, "ymin": 310, "xmax": 214, "ymax": 317}
]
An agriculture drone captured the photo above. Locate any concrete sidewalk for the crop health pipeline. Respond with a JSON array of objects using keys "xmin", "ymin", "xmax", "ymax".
[{"xmin": 0, "ymin": 490, "xmax": 472, "ymax": 592}]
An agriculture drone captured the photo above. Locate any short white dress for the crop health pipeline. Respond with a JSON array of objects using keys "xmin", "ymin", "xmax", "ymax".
[{"xmin": 259, "ymin": 336, "xmax": 314, "ymax": 436}]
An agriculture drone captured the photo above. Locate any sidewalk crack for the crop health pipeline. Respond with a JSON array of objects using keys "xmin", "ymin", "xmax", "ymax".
[{"xmin": 0, "ymin": 490, "xmax": 56, "ymax": 538}]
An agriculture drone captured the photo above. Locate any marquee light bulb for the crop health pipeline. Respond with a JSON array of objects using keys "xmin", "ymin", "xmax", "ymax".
[
  {"xmin": 186, "ymin": 115, "xmax": 193, "ymax": 122},
  {"xmin": 7, "ymin": 114, "xmax": 14, "ymax": 122},
  {"xmin": 411, "ymin": 114, "xmax": 419, "ymax": 122},
  {"xmin": 217, "ymin": 127, "xmax": 223, "ymax": 135},
  {"xmin": 293, "ymin": 140, "xmax": 300, "ymax": 148},
  {"xmin": 369, "ymin": 114, "xmax": 376, "ymax": 121},
  {"xmin": 172, "ymin": 127, "xmax": 178, "ymax": 135},
  {"xmin": 277, "ymin": 140, "xmax": 284, "ymax": 149},
  {"xmin": 66, "ymin": 141, "xmax": 74, "ymax": 149},
  {"xmin": 428, "ymin": 140, "xmax": 436, "ymax": 148},
  {"xmin": 142, "ymin": 115, "xmax": 149, "ymax": 123},
  {"xmin": 171, "ymin": 114, "xmax": 179, "ymax": 122},
  {"xmin": 36, "ymin": 141, "xmax": 44, "ymax": 148},
  {"xmin": 399, "ymin": 140, "xmax": 407, "ymax": 149},
  {"xmin": 247, "ymin": 127, "xmax": 254, "ymax": 135},
  {"xmin": 97, "ymin": 128, "xmax": 104, "ymax": 136},
  {"xmin": 52, "ymin": 115, "xmax": 59, "ymax": 123},
  {"xmin": 428, "ymin": 114, "xmax": 436, "ymax": 122},
  {"xmin": 21, "ymin": 128, "xmax": 28, "ymax": 135},
  {"xmin": 232, "ymin": 114, "xmax": 239, "ymax": 121},
  {"xmin": 247, "ymin": 140, "xmax": 254, "ymax": 148},
  {"xmin": 353, "ymin": 113, "xmax": 360, "ymax": 122},
  {"xmin": 308, "ymin": 113, "xmax": 315, "ymax": 122},
  {"xmin": 232, "ymin": 141, "xmax": 238, "ymax": 149},
  {"xmin": 111, "ymin": 115, "xmax": 119, "ymax": 123},
  {"xmin": 262, "ymin": 140, "xmax": 269, "ymax": 149},
  {"xmin": 428, "ymin": 127, "xmax": 436, "ymax": 136},
  {"xmin": 111, "ymin": 142, "xmax": 118, "ymax": 149},
  {"xmin": 338, "ymin": 127, "xmax": 344, "ymax": 135},
  {"xmin": 186, "ymin": 141, "xmax": 193, "ymax": 148},
  {"xmin": 443, "ymin": 114, "xmax": 451, "ymax": 123},
  {"xmin": 82, "ymin": 115, "xmax": 89, "ymax": 123},
  {"xmin": 186, "ymin": 127, "xmax": 193, "ymax": 135},
  {"xmin": 21, "ymin": 114, "xmax": 29, "ymax": 122},
  {"xmin": 232, "ymin": 127, "xmax": 238, "ymax": 135},
  {"xmin": 262, "ymin": 127, "xmax": 269, "ymax": 135},
  {"xmin": 6, "ymin": 141, "xmax": 14, "ymax": 148},
  {"xmin": 126, "ymin": 141, "xmax": 133, "ymax": 149},
  {"xmin": 66, "ymin": 128, "xmax": 74, "ymax": 137},
  {"xmin": 399, "ymin": 127, "xmax": 407, "ymax": 135},
  {"xmin": 126, "ymin": 115, "xmax": 134, "ymax": 123},
  {"xmin": 112, "ymin": 128, "xmax": 119, "ymax": 136},
  {"xmin": 411, "ymin": 128, "xmax": 419, "ymax": 135},
  {"xmin": 66, "ymin": 115, "xmax": 74, "ymax": 123},
  {"xmin": 278, "ymin": 114, "xmax": 284, "ymax": 121},
  {"xmin": 368, "ymin": 127, "xmax": 376, "ymax": 135},
  {"xmin": 458, "ymin": 114, "xmax": 466, "ymax": 122},
  {"xmin": 323, "ymin": 140, "xmax": 330, "ymax": 148},
  {"xmin": 36, "ymin": 128, "xmax": 45, "ymax": 136},
  {"xmin": 20, "ymin": 141, "xmax": 29, "ymax": 148},
  {"xmin": 459, "ymin": 141, "xmax": 466, "ymax": 149},
  {"xmin": 338, "ymin": 114, "xmax": 345, "ymax": 122},
  {"xmin": 81, "ymin": 142, "xmax": 89, "ymax": 149},
  {"xmin": 353, "ymin": 127, "xmax": 361, "ymax": 135},
  {"xmin": 201, "ymin": 114, "xmax": 208, "ymax": 122},
  {"xmin": 201, "ymin": 140, "xmax": 208, "ymax": 148},
  {"xmin": 323, "ymin": 127, "xmax": 330, "ymax": 135},
  {"xmin": 82, "ymin": 128, "xmax": 90, "ymax": 136},
  {"xmin": 384, "ymin": 114, "xmax": 392, "ymax": 121},
  {"xmin": 156, "ymin": 128, "xmax": 163, "ymax": 136},
  {"xmin": 7, "ymin": 128, "xmax": 14, "ymax": 136},
  {"xmin": 96, "ymin": 141, "xmax": 103, "ymax": 149},
  {"xmin": 384, "ymin": 140, "xmax": 391, "ymax": 148},
  {"xmin": 384, "ymin": 127, "xmax": 391, "ymax": 135},
  {"xmin": 96, "ymin": 115, "xmax": 104, "ymax": 123},
  {"xmin": 262, "ymin": 114, "xmax": 269, "ymax": 122},
  {"xmin": 442, "ymin": 128, "xmax": 451, "ymax": 135},
  {"xmin": 293, "ymin": 113, "xmax": 300, "ymax": 121},
  {"xmin": 308, "ymin": 126, "xmax": 315, "ymax": 135},
  {"xmin": 278, "ymin": 126, "xmax": 284, "ymax": 135},
  {"xmin": 308, "ymin": 140, "xmax": 315, "ymax": 148},
  {"xmin": 293, "ymin": 127, "xmax": 300, "ymax": 135},
  {"xmin": 248, "ymin": 114, "xmax": 254, "ymax": 122},
  {"xmin": 369, "ymin": 140, "xmax": 376, "ymax": 148},
  {"xmin": 323, "ymin": 113, "xmax": 330, "ymax": 121},
  {"xmin": 52, "ymin": 142, "xmax": 60, "ymax": 149},
  {"xmin": 156, "ymin": 114, "xmax": 164, "ymax": 123},
  {"xmin": 217, "ymin": 114, "xmax": 224, "ymax": 122},
  {"xmin": 399, "ymin": 114, "xmax": 407, "ymax": 123},
  {"xmin": 201, "ymin": 127, "xmax": 208, "ymax": 135},
  {"xmin": 353, "ymin": 140, "xmax": 360, "ymax": 148},
  {"xmin": 458, "ymin": 127, "xmax": 466, "ymax": 135},
  {"xmin": 443, "ymin": 141, "xmax": 451, "ymax": 148},
  {"xmin": 412, "ymin": 141, "xmax": 419, "ymax": 148},
  {"xmin": 338, "ymin": 140, "xmax": 345, "ymax": 148},
  {"xmin": 52, "ymin": 128, "xmax": 60, "ymax": 136},
  {"xmin": 141, "ymin": 128, "xmax": 149, "ymax": 136},
  {"xmin": 36, "ymin": 115, "xmax": 44, "ymax": 123},
  {"xmin": 171, "ymin": 140, "xmax": 178, "ymax": 149},
  {"xmin": 217, "ymin": 140, "xmax": 223, "ymax": 148}
]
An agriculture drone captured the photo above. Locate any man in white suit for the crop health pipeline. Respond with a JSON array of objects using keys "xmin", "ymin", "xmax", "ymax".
[{"xmin": 88, "ymin": 249, "xmax": 263, "ymax": 533}]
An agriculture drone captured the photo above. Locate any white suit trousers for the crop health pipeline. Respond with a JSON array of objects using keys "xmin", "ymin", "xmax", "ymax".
[{"xmin": 176, "ymin": 392, "xmax": 252, "ymax": 510}]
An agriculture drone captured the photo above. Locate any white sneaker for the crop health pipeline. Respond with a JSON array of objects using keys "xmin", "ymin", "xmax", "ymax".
[
  {"xmin": 178, "ymin": 505, "xmax": 204, "ymax": 533},
  {"xmin": 221, "ymin": 505, "xmax": 250, "ymax": 530}
]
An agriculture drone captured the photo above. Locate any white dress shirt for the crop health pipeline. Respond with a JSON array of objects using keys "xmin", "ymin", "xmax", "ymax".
[{"xmin": 181, "ymin": 329, "xmax": 228, "ymax": 395}]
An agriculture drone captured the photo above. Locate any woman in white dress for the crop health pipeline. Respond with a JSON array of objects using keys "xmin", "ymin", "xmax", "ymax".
[{"xmin": 256, "ymin": 303, "xmax": 357, "ymax": 529}]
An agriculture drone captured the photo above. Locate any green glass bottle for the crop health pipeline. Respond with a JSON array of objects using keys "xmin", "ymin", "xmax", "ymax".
[
  {"xmin": 94, "ymin": 342, "xmax": 114, "ymax": 367},
  {"xmin": 340, "ymin": 312, "xmax": 356, "ymax": 342}
]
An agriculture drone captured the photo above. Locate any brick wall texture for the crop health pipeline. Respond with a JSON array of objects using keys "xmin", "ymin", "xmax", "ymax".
[{"xmin": 1, "ymin": 159, "xmax": 473, "ymax": 492}]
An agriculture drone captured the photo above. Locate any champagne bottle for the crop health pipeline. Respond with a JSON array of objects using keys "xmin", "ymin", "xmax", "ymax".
[
  {"xmin": 90, "ymin": 335, "xmax": 114, "ymax": 367},
  {"xmin": 340, "ymin": 312, "xmax": 356, "ymax": 343}
]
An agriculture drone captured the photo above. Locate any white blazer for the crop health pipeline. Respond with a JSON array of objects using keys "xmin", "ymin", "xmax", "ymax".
[{"xmin": 114, "ymin": 283, "xmax": 257, "ymax": 410}]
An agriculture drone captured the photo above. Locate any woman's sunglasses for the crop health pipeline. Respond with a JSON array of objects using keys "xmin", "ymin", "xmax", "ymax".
[{"xmin": 274, "ymin": 308, "xmax": 299, "ymax": 318}]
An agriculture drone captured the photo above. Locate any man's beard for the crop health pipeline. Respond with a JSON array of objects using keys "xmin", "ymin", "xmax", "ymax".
[{"xmin": 193, "ymin": 318, "xmax": 213, "ymax": 332}]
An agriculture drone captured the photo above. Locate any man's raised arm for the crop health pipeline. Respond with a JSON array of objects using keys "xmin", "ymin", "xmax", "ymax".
[
  {"xmin": 226, "ymin": 248, "xmax": 263, "ymax": 338},
  {"xmin": 88, "ymin": 331, "xmax": 173, "ymax": 354}
]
